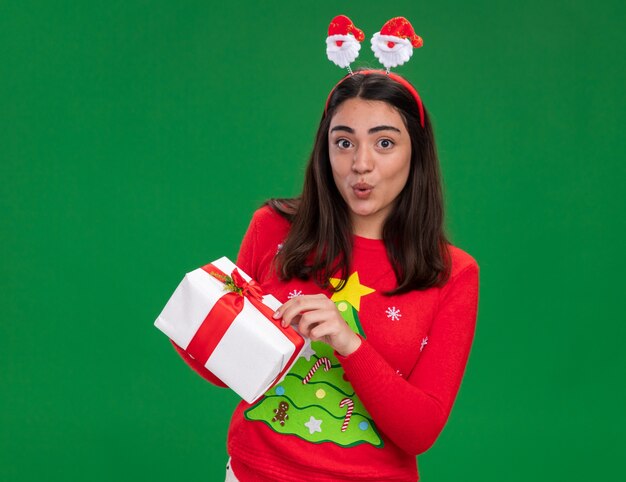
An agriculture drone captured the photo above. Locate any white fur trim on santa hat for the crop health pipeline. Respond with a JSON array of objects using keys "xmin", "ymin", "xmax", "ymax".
[
  {"xmin": 326, "ymin": 34, "xmax": 362, "ymax": 69},
  {"xmin": 371, "ymin": 32, "xmax": 413, "ymax": 69}
]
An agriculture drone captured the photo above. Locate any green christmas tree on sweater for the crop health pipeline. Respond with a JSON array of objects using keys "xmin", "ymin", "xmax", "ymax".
[{"xmin": 245, "ymin": 272, "xmax": 384, "ymax": 448}]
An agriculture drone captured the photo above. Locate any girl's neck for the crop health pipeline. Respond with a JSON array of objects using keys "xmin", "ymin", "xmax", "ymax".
[{"xmin": 351, "ymin": 215, "xmax": 385, "ymax": 240}]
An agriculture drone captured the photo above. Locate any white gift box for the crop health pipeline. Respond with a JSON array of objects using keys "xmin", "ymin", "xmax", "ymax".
[{"xmin": 155, "ymin": 256, "xmax": 308, "ymax": 403}]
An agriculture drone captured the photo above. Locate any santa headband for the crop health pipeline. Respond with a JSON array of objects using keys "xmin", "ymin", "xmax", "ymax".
[{"xmin": 324, "ymin": 15, "xmax": 425, "ymax": 128}]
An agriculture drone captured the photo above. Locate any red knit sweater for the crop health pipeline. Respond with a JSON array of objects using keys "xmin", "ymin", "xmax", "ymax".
[{"xmin": 173, "ymin": 206, "xmax": 479, "ymax": 481}]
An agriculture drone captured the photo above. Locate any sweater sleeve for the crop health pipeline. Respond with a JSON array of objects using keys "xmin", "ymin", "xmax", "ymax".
[
  {"xmin": 235, "ymin": 209, "xmax": 259, "ymax": 280},
  {"xmin": 335, "ymin": 261, "xmax": 480, "ymax": 455},
  {"xmin": 170, "ymin": 340, "xmax": 227, "ymax": 387},
  {"xmin": 169, "ymin": 211, "xmax": 261, "ymax": 387}
]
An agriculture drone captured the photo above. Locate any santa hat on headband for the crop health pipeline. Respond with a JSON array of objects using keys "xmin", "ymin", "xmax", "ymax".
[{"xmin": 326, "ymin": 15, "xmax": 365, "ymax": 70}]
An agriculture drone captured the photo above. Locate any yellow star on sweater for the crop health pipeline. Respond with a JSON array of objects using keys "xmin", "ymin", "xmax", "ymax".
[{"xmin": 329, "ymin": 272, "xmax": 375, "ymax": 311}]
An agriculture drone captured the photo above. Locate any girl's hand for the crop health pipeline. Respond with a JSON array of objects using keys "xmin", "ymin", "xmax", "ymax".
[{"xmin": 273, "ymin": 294, "xmax": 362, "ymax": 356}]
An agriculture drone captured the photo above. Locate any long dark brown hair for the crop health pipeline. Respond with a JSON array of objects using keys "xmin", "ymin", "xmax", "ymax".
[{"xmin": 268, "ymin": 70, "xmax": 451, "ymax": 295}]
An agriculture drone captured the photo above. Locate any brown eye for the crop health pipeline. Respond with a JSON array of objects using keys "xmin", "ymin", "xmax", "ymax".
[
  {"xmin": 378, "ymin": 139, "xmax": 394, "ymax": 149},
  {"xmin": 337, "ymin": 139, "xmax": 353, "ymax": 149}
]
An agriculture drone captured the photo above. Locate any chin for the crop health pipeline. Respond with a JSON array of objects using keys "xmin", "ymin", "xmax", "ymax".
[{"xmin": 350, "ymin": 206, "xmax": 380, "ymax": 218}]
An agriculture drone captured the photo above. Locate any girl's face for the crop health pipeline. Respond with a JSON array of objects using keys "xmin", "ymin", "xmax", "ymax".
[{"xmin": 328, "ymin": 97, "xmax": 412, "ymax": 238}]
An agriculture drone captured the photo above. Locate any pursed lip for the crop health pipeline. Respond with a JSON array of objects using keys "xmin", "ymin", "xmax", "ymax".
[
  {"xmin": 352, "ymin": 182, "xmax": 374, "ymax": 191},
  {"xmin": 352, "ymin": 182, "xmax": 374, "ymax": 199}
]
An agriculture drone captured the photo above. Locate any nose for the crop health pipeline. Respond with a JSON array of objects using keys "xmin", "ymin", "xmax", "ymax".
[{"xmin": 352, "ymin": 146, "xmax": 374, "ymax": 174}]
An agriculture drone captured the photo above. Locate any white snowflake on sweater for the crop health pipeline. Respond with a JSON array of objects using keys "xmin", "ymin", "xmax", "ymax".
[
  {"xmin": 420, "ymin": 336, "xmax": 429, "ymax": 352},
  {"xmin": 385, "ymin": 306, "xmax": 402, "ymax": 321},
  {"xmin": 288, "ymin": 289, "xmax": 303, "ymax": 299}
]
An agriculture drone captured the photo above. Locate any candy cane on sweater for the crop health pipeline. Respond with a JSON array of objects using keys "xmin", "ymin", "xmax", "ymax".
[
  {"xmin": 339, "ymin": 398, "xmax": 354, "ymax": 432},
  {"xmin": 302, "ymin": 357, "xmax": 332, "ymax": 384}
]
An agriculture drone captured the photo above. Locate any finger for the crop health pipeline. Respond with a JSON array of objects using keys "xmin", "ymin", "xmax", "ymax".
[
  {"xmin": 279, "ymin": 304, "xmax": 305, "ymax": 328},
  {"xmin": 297, "ymin": 321, "xmax": 318, "ymax": 338},
  {"xmin": 284, "ymin": 313, "xmax": 301, "ymax": 329},
  {"xmin": 279, "ymin": 294, "xmax": 331, "ymax": 314},
  {"xmin": 276, "ymin": 296, "xmax": 330, "ymax": 327},
  {"xmin": 272, "ymin": 297, "xmax": 299, "ymax": 326},
  {"xmin": 308, "ymin": 317, "xmax": 350, "ymax": 340},
  {"xmin": 272, "ymin": 296, "xmax": 305, "ymax": 319},
  {"xmin": 296, "ymin": 311, "xmax": 331, "ymax": 335},
  {"xmin": 308, "ymin": 323, "xmax": 334, "ymax": 341}
]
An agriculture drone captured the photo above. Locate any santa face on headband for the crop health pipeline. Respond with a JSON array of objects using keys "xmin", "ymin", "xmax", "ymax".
[
  {"xmin": 370, "ymin": 34, "xmax": 414, "ymax": 70},
  {"xmin": 325, "ymin": 15, "xmax": 365, "ymax": 69},
  {"xmin": 370, "ymin": 17, "xmax": 423, "ymax": 70},
  {"xmin": 326, "ymin": 34, "xmax": 362, "ymax": 69}
]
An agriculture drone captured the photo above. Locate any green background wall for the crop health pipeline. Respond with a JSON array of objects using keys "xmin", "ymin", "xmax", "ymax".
[{"xmin": 1, "ymin": 1, "xmax": 624, "ymax": 480}]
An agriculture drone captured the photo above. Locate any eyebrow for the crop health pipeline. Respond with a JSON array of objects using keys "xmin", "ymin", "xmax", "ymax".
[{"xmin": 330, "ymin": 125, "xmax": 401, "ymax": 134}]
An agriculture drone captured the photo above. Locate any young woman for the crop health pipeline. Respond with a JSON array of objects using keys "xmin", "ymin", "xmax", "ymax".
[{"xmin": 174, "ymin": 70, "xmax": 479, "ymax": 481}]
